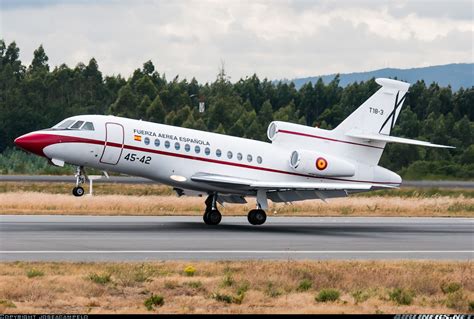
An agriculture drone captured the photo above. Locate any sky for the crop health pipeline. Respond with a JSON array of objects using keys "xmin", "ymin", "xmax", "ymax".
[{"xmin": 1, "ymin": 0, "xmax": 473, "ymax": 82}]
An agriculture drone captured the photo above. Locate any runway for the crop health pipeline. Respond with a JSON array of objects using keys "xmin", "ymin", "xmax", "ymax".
[{"xmin": 0, "ymin": 215, "xmax": 472, "ymax": 261}]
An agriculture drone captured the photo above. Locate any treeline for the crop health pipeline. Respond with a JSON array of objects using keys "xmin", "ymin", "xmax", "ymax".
[{"xmin": 0, "ymin": 40, "xmax": 473, "ymax": 179}]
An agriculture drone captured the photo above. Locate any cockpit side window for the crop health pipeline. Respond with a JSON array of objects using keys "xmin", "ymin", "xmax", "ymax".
[
  {"xmin": 55, "ymin": 119, "xmax": 75, "ymax": 129},
  {"xmin": 82, "ymin": 122, "xmax": 94, "ymax": 131},
  {"xmin": 70, "ymin": 121, "xmax": 84, "ymax": 129}
]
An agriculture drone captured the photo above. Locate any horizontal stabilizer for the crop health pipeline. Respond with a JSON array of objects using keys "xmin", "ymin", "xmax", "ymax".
[{"xmin": 346, "ymin": 131, "xmax": 454, "ymax": 149}]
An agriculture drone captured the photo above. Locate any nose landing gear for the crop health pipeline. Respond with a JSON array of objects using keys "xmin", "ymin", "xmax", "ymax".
[
  {"xmin": 203, "ymin": 193, "xmax": 222, "ymax": 225},
  {"xmin": 72, "ymin": 166, "xmax": 86, "ymax": 197}
]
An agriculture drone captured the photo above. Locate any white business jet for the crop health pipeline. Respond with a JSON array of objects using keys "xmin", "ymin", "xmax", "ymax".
[{"xmin": 14, "ymin": 78, "xmax": 452, "ymax": 225}]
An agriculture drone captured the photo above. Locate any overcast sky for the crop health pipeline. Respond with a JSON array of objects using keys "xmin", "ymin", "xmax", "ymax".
[{"xmin": 1, "ymin": 0, "xmax": 472, "ymax": 82}]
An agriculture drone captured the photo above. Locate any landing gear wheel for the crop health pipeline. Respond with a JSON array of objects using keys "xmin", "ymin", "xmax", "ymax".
[
  {"xmin": 72, "ymin": 186, "xmax": 85, "ymax": 197},
  {"xmin": 248, "ymin": 209, "xmax": 266, "ymax": 225},
  {"xmin": 204, "ymin": 209, "xmax": 222, "ymax": 225}
]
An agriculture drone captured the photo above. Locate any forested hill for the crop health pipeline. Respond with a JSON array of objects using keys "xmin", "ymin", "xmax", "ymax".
[
  {"xmin": 288, "ymin": 63, "xmax": 474, "ymax": 91},
  {"xmin": 0, "ymin": 40, "xmax": 473, "ymax": 179}
]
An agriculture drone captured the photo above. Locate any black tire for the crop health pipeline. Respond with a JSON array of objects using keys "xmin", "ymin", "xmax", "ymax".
[
  {"xmin": 72, "ymin": 186, "xmax": 85, "ymax": 197},
  {"xmin": 203, "ymin": 211, "xmax": 211, "ymax": 224},
  {"xmin": 248, "ymin": 209, "xmax": 266, "ymax": 225},
  {"xmin": 204, "ymin": 209, "xmax": 221, "ymax": 225}
]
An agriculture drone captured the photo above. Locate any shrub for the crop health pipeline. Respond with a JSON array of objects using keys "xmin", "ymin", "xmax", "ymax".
[
  {"xmin": 26, "ymin": 268, "xmax": 44, "ymax": 278},
  {"xmin": 389, "ymin": 288, "xmax": 414, "ymax": 305},
  {"xmin": 88, "ymin": 273, "xmax": 111, "ymax": 285},
  {"xmin": 0, "ymin": 299, "xmax": 16, "ymax": 308},
  {"xmin": 211, "ymin": 292, "xmax": 233, "ymax": 304},
  {"xmin": 144, "ymin": 294, "xmax": 164, "ymax": 310},
  {"xmin": 265, "ymin": 282, "xmax": 282, "ymax": 298},
  {"xmin": 184, "ymin": 265, "xmax": 196, "ymax": 277},
  {"xmin": 469, "ymin": 300, "xmax": 474, "ymax": 312},
  {"xmin": 441, "ymin": 282, "xmax": 462, "ymax": 294},
  {"xmin": 351, "ymin": 289, "xmax": 371, "ymax": 304},
  {"xmin": 315, "ymin": 288, "xmax": 340, "ymax": 302},
  {"xmin": 445, "ymin": 290, "xmax": 466, "ymax": 311},
  {"xmin": 297, "ymin": 279, "xmax": 312, "ymax": 292},
  {"xmin": 164, "ymin": 280, "xmax": 179, "ymax": 289},
  {"xmin": 221, "ymin": 274, "xmax": 234, "ymax": 287},
  {"xmin": 237, "ymin": 283, "xmax": 249, "ymax": 295}
]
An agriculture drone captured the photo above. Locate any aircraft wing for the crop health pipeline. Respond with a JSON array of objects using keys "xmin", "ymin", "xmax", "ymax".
[
  {"xmin": 346, "ymin": 131, "xmax": 454, "ymax": 148},
  {"xmin": 191, "ymin": 172, "xmax": 396, "ymax": 191}
]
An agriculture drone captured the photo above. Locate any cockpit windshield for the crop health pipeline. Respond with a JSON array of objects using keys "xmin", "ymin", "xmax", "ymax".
[{"xmin": 51, "ymin": 119, "xmax": 95, "ymax": 131}]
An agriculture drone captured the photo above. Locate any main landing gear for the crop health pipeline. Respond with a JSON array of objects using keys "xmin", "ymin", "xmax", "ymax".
[
  {"xmin": 203, "ymin": 193, "xmax": 222, "ymax": 225},
  {"xmin": 72, "ymin": 166, "xmax": 86, "ymax": 197},
  {"xmin": 202, "ymin": 193, "xmax": 267, "ymax": 226}
]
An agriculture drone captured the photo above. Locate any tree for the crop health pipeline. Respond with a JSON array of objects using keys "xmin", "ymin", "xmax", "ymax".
[
  {"xmin": 109, "ymin": 84, "xmax": 138, "ymax": 118},
  {"xmin": 28, "ymin": 45, "xmax": 49, "ymax": 74}
]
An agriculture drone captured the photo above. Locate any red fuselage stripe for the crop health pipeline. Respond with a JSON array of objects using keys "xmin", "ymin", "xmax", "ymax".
[
  {"xmin": 38, "ymin": 133, "xmax": 399, "ymax": 185},
  {"xmin": 277, "ymin": 130, "xmax": 385, "ymax": 150}
]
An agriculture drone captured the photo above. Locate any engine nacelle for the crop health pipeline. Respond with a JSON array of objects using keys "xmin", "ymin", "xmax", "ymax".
[{"xmin": 289, "ymin": 150, "xmax": 355, "ymax": 177}]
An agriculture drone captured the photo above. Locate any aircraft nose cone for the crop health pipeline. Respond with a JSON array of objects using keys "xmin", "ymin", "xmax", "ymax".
[{"xmin": 14, "ymin": 133, "xmax": 48, "ymax": 157}]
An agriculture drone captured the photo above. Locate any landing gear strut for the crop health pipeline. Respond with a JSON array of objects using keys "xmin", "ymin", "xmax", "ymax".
[
  {"xmin": 203, "ymin": 193, "xmax": 222, "ymax": 225},
  {"xmin": 72, "ymin": 166, "xmax": 86, "ymax": 197}
]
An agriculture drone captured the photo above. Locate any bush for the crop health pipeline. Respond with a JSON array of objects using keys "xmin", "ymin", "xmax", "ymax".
[
  {"xmin": 297, "ymin": 279, "xmax": 312, "ymax": 292},
  {"xmin": 265, "ymin": 282, "xmax": 282, "ymax": 298},
  {"xmin": 221, "ymin": 274, "xmax": 234, "ymax": 287},
  {"xmin": 445, "ymin": 290, "xmax": 466, "ymax": 310},
  {"xmin": 211, "ymin": 292, "xmax": 233, "ymax": 304},
  {"xmin": 351, "ymin": 289, "xmax": 371, "ymax": 304},
  {"xmin": 144, "ymin": 294, "xmax": 164, "ymax": 310},
  {"xmin": 26, "ymin": 268, "xmax": 44, "ymax": 278},
  {"xmin": 389, "ymin": 288, "xmax": 414, "ymax": 305},
  {"xmin": 0, "ymin": 299, "xmax": 16, "ymax": 308},
  {"xmin": 441, "ymin": 282, "xmax": 462, "ymax": 294},
  {"xmin": 88, "ymin": 273, "xmax": 111, "ymax": 285},
  {"xmin": 469, "ymin": 300, "xmax": 474, "ymax": 312},
  {"xmin": 315, "ymin": 288, "xmax": 340, "ymax": 302},
  {"xmin": 184, "ymin": 265, "xmax": 196, "ymax": 277}
]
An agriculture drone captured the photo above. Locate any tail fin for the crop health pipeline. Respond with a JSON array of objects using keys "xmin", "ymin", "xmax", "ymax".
[{"xmin": 334, "ymin": 78, "xmax": 410, "ymax": 135}]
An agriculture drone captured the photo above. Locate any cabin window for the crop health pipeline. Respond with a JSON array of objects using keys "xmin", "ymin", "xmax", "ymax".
[
  {"xmin": 257, "ymin": 156, "xmax": 262, "ymax": 164},
  {"xmin": 205, "ymin": 147, "xmax": 210, "ymax": 155},
  {"xmin": 247, "ymin": 154, "xmax": 252, "ymax": 162},
  {"xmin": 175, "ymin": 142, "xmax": 180, "ymax": 150},
  {"xmin": 195, "ymin": 145, "xmax": 201, "ymax": 153},
  {"xmin": 70, "ymin": 121, "xmax": 84, "ymax": 129},
  {"xmin": 216, "ymin": 149, "xmax": 222, "ymax": 157},
  {"xmin": 227, "ymin": 151, "xmax": 233, "ymax": 159},
  {"xmin": 144, "ymin": 137, "xmax": 150, "ymax": 145},
  {"xmin": 185, "ymin": 144, "xmax": 191, "ymax": 152},
  {"xmin": 165, "ymin": 141, "xmax": 170, "ymax": 148},
  {"xmin": 81, "ymin": 122, "xmax": 94, "ymax": 131},
  {"xmin": 154, "ymin": 139, "xmax": 160, "ymax": 147},
  {"xmin": 237, "ymin": 153, "xmax": 242, "ymax": 161}
]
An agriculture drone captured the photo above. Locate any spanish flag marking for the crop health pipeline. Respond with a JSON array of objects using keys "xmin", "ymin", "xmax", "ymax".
[{"xmin": 134, "ymin": 135, "xmax": 142, "ymax": 142}]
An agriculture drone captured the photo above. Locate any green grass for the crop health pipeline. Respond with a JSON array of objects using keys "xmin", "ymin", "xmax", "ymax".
[
  {"xmin": 315, "ymin": 289, "xmax": 340, "ymax": 302},
  {"xmin": 26, "ymin": 268, "xmax": 44, "ymax": 278},
  {"xmin": 144, "ymin": 294, "xmax": 164, "ymax": 310},
  {"xmin": 389, "ymin": 288, "xmax": 414, "ymax": 305},
  {"xmin": 88, "ymin": 272, "xmax": 111, "ymax": 285},
  {"xmin": 297, "ymin": 279, "xmax": 312, "ymax": 292},
  {"xmin": 0, "ymin": 299, "xmax": 17, "ymax": 308},
  {"xmin": 441, "ymin": 282, "xmax": 462, "ymax": 294}
]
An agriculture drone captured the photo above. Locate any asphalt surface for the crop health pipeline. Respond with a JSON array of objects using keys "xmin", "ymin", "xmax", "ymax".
[
  {"xmin": 2, "ymin": 175, "xmax": 473, "ymax": 188},
  {"xmin": 1, "ymin": 216, "xmax": 472, "ymax": 261}
]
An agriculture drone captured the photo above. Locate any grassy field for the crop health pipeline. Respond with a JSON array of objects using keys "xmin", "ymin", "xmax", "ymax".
[
  {"xmin": 0, "ymin": 191, "xmax": 472, "ymax": 217},
  {"xmin": 0, "ymin": 261, "xmax": 472, "ymax": 314},
  {"xmin": 0, "ymin": 182, "xmax": 472, "ymax": 217}
]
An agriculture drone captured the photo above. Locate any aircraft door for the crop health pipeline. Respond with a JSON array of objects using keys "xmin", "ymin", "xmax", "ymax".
[{"xmin": 100, "ymin": 123, "xmax": 124, "ymax": 165}]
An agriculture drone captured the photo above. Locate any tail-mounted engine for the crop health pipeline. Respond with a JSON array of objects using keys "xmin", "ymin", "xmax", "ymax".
[{"xmin": 289, "ymin": 150, "xmax": 355, "ymax": 177}]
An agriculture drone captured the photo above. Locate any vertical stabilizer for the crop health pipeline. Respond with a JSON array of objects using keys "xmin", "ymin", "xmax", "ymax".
[{"xmin": 334, "ymin": 78, "xmax": 410, "ymax": 135}]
